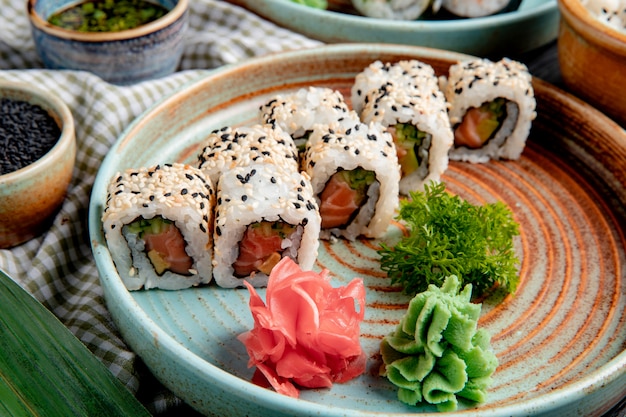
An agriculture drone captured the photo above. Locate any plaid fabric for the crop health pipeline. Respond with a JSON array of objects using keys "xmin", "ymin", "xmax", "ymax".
[{"xmin": 0, "ymin": 1, "xmax": 320, "ymax": 414}]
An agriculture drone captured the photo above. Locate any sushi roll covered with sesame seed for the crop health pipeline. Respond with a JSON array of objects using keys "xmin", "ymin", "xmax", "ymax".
[
  {"xmin": 212, "ymin": 163, "xmax": 321, "ymax": 288},
  {"xmin": 441, "ymin": 58, "xmax": 536, "ymax": 163},
  {"xmin": 259, "ymin": 87, "xmax": 359, "ymax": 154},
  {"xmin": 197, "ymin": 124, "xmax": 299, "ymax": 185},
  {"xmin": 302, "ymin": 118, "xmax": 400, "ymax": 240},
  {"xmin": 351, "ymin": 0, "xmax": 432, "ymax": 20},
  {"xmin": 351, "ymin": 60, "xmax": 453, "ymax": 195},
  {"xmin": 102, "ymin": 163, "xmax": 215, "ymax": 291}
]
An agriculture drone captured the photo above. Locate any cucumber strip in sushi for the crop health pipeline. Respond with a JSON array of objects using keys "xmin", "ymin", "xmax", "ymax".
[
  {"xmin": 442, "ymin": 58, "xmax": 536, "ymax": 163},
  {"xmin": 196, "ymin": 124, "xmax": 299, "ymax": 185},
  {"xmin": 302, "ymin": 118, "xmax": 400, "ymax": 240},
  {"xmin": 102, "ymin": 163, "xmax": 215, "ymax": 291},
  {"xmin": 351, "ymin": 60, "xmax": 453, "ymax": 194},
  {"xmin": 212, "ymin": 163, "xmax": 321, "ymax": 288},
  {"xmin": 260, "ymin": 86, "xmax": 359, "ymax": 155}
]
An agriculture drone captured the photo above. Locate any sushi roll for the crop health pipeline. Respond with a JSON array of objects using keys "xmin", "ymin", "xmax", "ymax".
[
  {"xmin": 102, "ymin": 163, "xmax": 214, "ymax": 291},
  {"xmin": 302, "ymin": 118, "xmax": 400, "ymax": 240},
  {"xmin": 351, "ymin": 60, "xmax": 453, "ymax": 194},
  {"xmin": 441, "ymin": 58, "xmax": 536, "ymax": 163},
  {"xmin": 196, "ymin": 124, "xmax": 299, "ymax": 185},
  {"xmin": 260, "ymin": 86, "xmax": 359, "ymax": 154},
  {"xmin": 436, "ymin": 0, "xmax": 519, "ymax": 17},
  {"xmin": 351, "ymin": 0, "xmax": 432, "ymax": 20},
  {"xmin": 212, "ymin": 163, "xmax": 321, "ymax": 288},
  {"xmin": 438, "ymin": 0, "xmax": 514, "ymax": 17}
]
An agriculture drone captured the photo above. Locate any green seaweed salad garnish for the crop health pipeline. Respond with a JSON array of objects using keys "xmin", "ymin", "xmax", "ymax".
[{"xmin": 378, "ymin": 182, "xmax": 520, "ymax": 297}]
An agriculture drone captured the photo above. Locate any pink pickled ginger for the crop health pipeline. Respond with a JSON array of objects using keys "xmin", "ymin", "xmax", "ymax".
[{"xmin": 237, "ymin": 257, "xmax": 367, "ymax": 398}]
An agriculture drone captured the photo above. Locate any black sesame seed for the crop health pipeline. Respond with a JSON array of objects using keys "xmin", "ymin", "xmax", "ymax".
[{"xmin": 0, "ymin": 98, "xmax": 61, "ymax": 175}]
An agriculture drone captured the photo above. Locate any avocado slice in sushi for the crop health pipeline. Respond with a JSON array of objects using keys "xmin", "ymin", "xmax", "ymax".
[{"xmin": 393, "ymin": 123, "xmax": 429, "ymax": 177}]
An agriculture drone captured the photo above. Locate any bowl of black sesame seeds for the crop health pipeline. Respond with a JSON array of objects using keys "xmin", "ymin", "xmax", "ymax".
[{"xmin": 0, "ymin": 80, "xmax": 76, "ymax": 248}]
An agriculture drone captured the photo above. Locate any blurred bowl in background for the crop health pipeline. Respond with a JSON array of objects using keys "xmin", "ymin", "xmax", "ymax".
[
  {"xmin": 227, "ymin": 0, "xmax": 559, "ymax": 58},
  {"xmin": 0, "ymin": 81, "xmax": 76, "ymax": 249},
  {"xmin": 558, "ymin": 0, "xmax": 626, "ymax": 127},
  {"xmin": 27, "ymin": 0, "xmax": 188, "ymax": 85}
]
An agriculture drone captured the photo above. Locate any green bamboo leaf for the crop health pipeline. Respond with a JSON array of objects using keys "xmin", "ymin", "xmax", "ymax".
[{"xmin": 0, "ymin": 270, "xmax": 151, "ymax": 417}]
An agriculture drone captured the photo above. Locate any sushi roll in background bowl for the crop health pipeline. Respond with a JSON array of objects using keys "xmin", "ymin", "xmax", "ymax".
[
  {"xmin": 101, "ymin": 163, "xmax": 215, "ymax": 291},
  {"xmin": 441, "ymin": 57, "xmax": 536, "ymax": 163},
  {"xmin": 351, "ymin": 0, "xmax": 432, "ymax": 20},
  {"xmin": 438, "ymin": 0, "xmax": 516, "ymax": 17}
]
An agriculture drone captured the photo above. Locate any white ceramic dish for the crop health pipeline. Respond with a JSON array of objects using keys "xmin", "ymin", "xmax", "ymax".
[
  {"xmin": 227, "ymin": 0, "xmax": 559, "ymax": 57},
  {"xmin": 89, "ymin": 44, "xmax": 626, "ymax": 416}
]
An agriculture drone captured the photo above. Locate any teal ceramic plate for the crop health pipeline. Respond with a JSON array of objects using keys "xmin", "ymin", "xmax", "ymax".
[
  {"xmin": 227, "ymin": 0, "xmax": 559, "ymax": 57},
  {"xmin": 89, "ymin": 44, "xmax": 626, "ymax": 416}
]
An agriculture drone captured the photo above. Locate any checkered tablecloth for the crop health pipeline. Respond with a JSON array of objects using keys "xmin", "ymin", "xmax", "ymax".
[{"xmin": 0, "ymin": 1, "xmax": 320, "ymax": 414}]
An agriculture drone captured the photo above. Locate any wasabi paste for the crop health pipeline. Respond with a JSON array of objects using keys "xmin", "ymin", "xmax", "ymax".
[{"xmin": 380, "ymin": 275, "xmax": 498, "ymax": 412}]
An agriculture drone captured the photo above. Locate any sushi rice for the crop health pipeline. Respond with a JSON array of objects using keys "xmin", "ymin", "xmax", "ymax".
[
  {"xmin": 260, "ymin": 86, "xmax": 360, "ymax": 152},
  {"xmin": 351, "ymin": 0, "xmax": 432, "ymax": 20}
]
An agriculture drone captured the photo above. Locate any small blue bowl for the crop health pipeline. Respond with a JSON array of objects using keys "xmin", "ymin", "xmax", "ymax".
[{"xmin": 28, "ymin": 0, "xmax": 188, "ymax": 85}]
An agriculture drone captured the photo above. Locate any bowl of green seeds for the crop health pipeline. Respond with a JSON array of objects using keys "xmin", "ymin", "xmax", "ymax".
[{"xmin": 27, "ymin": 0, "xmax": 188, "ymax": 85}]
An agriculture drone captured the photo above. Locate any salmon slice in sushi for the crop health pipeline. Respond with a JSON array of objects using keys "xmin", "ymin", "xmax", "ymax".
[
  {"xmin": 441, "ymin": 58, "xmax": 536, "ymax": 163},
  {"xmin": 102, "ymin": 163, "xmax": 215, "ymax": 291},
  {"xmin": 302, "ymin": 118, "xmax": 400, "ymax": 240},
  {"xmin": 212, "ymin": 162, "xmax": 321, "ymax": 288}
]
